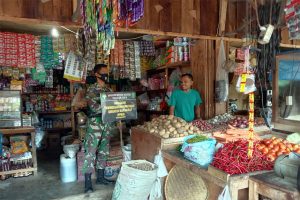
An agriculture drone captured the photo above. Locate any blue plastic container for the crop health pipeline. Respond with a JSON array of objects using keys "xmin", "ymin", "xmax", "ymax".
[{"xmin": 60, "ymin": 154, "xmax": 77, "ymax": 183}]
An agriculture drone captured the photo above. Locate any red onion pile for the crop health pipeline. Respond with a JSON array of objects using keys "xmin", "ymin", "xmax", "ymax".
[
  {"xmin": 229, "ymin": 116, "xmax": 249, "ymax": 129},
  {"xmin": 192, "ymin": 119, "xmax": 213, "ymax": 131}
]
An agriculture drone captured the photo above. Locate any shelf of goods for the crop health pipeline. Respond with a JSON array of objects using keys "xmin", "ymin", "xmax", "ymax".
[
  {"xmin": 147, "ymin": 61, "xmax": 190, "ymax": 72},
  {"xmin": 0, "ymin": 127, "xmax": 37, "ymax": 177},
  {"xmin": 45, "ymin": 127, "xmax": 72, "ymax": 132},
  {"xmin": 147, "ymin": 61, "xmax": 190, "ymax": 89},
  {"xmin": 22, "ymin": 92, "xmax": 69, "ymax": 95},
  {"xmin": 162, "ymin": 150, "xmax": 270, "ymax": 200},
  {"xmin": 37, "ymin": 111, "xmax": 72, "ymax": 115},
  {"xmin": 136, "ymin": 89, "xmax": 167, "ymax": 95}
]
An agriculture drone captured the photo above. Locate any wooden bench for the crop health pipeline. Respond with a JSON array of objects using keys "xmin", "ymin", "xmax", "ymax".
[{"xmin": 249, "ymin": 172, "xmax": 300, "ymax": 200}]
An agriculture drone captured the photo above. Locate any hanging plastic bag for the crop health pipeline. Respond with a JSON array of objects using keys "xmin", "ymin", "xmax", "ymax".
[
  {"xmin": 154, "ymin": 150, "xmax": 168, "ymax": 178},
  {"xmin": 149, "ymin": 177, "xmax": 162, "ymax": 200},
  {"xmin": 236, "ymin": 74, "xmax": 256, "ymax": 94},
  {"xmin": 149, "ymin": 151, "xmax": 168, "ymax": 200},
  {"xmin": 35, "ymin": 127, "xmax": 45, "ymax": 149},
  {"xmin": 122, "ymin": 144, "xmax": 132, "ymax": 162},
  {"xmin": 215, "ymin": 40, "xmax": 229, "ymax": 102},
  {"xmin": 218, "ymin": 185, "xmax": 232, "ymax": 200},
  {"xmin": 71, "ymin": 88, "xmax": 87, "ymax": 109}
]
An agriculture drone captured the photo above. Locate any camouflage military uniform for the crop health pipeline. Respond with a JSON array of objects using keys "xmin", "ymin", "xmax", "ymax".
[{"xmin": 82, "ymin": 82, "xmax": 112, "ymax": 174}]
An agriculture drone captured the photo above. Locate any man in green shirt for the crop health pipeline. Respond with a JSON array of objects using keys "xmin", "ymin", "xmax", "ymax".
[{"xmin": 168, "ymin": 73, "xmax": 202, "ymax": 122}]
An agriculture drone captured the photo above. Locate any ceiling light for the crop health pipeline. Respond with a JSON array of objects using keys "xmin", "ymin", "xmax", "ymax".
[{"xmin": 51, "ymin": 28, "xmax": 59, "ymax": 37}]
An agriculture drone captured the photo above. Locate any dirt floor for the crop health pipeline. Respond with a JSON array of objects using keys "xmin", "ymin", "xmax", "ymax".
[{"xmin": 0, "ymin": 151, "xmax": 114, "ymax": 200}]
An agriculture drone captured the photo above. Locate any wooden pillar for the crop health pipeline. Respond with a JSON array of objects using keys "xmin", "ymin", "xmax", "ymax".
[
  {"xmin": 215, "ymin": 40, "xmax": 228, "ymax": 115},
  {"xmin": 70, "ymin": 82, "xmax": 76, "ymax": 137},
  {"xmin": 191, "ymin": 39, "xmax": 216, "ymax": 119}
]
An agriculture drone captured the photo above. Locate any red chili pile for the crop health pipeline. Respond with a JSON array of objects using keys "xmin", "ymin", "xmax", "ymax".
[{"xmin": 211, "ymin": 140, "xmax": 274, "ymax": 175}]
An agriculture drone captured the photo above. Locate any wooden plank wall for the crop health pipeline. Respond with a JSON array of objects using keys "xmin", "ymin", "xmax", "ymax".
[
  {"xmin": 281, "ymin": 27, "xmax": 300, "ymax": 46},
  {"xmin": 191, "ymin": 39, "xmax": 230, "ymax": 119},
  {"xmin": 0, "ymin": 0, "xmax": 247, "ymax": 37},
  {"xmin": 191, "ymin": 40, "xmax": 215, "ymax": 119},
  {"xmin": 0, "ymin": 0, "xmax": 73, "ymax": 22},
  {"xmin": 130, "ymin": 0, "xmax": 246, "ymax": 37}
]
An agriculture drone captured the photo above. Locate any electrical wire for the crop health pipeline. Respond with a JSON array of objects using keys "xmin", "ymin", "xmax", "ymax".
[
  {"xmin": 254, "ymin": 0, "xmax": 262, "ymax": 28},
  {"xmin": 60, "ymin": 26, "xmax": 78, "ymax": 35},
  {"xmin": 118, "ymin": 35, "xmax": 148, "ymax": 41},
  {"xmin": 255, "ymin": 2, "xmax": 281, "ymax": 128},
  {"xmin": 269, "ymin": 0, "xmax": 273, "ymax": 24}
]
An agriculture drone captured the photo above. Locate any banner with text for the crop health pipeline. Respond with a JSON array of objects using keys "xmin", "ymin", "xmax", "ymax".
[{"xmin": 100, "ymin": 92, "xmax": 137, "ymax": 123}]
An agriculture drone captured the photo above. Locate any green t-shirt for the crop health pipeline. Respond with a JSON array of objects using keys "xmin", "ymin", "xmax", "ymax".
[{"xmin": 168, "ymin": 89, "xmax": 202, "ymax": 122}]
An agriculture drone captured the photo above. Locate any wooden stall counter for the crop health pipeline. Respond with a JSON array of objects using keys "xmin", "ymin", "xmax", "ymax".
[
  {"xmin": 162, "ymin": 150, "xmax": 270, "ymax": 200},
  {"xmin": 0, "ymin": 127, "xmax": 37, "ymax": 177},
  {"xmin": 131, "ymin": 127, "xmax": 184, "ymax": 162},
  {"xmin": 249, "ymin": 172, "xmax": 300, "ymax": 200}
]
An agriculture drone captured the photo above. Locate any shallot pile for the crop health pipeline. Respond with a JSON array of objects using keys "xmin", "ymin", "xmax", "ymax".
[
  {"xmin": 191, "ymin": 119, "xmax": 213, "ymax": 131},
  {"xmin": 212, "ymin": 139, "xmax": 274, "ymax": 175}
]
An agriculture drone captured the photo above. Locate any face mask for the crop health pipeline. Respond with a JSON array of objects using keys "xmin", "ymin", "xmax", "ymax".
[{"xmin": 96, "ymin": 74, "xmax": 109, "ymax": 83}]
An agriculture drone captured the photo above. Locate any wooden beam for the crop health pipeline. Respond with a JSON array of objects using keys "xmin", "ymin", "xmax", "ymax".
[
  {"xmin": 218, "ymin": 0, "xmax": 228, "ymax": 36},
  {"xmin": 0, "ymin": 16, "xmax": 244, "ymax": 42},
  {"xmin": 117, "ymin": 27, "xmax": 243, "ymax": 42},
  {"xmin": 279, "ymin": 43, "xmax": 300, "ymax": 49},
  {"xmin": 0, "ymin": 15, "xmax": 81, "ymax": 29}
]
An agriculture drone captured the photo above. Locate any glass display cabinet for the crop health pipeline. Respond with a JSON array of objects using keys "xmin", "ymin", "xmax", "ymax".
[
  {"xmin": 273, "ymin": 53, "xmax": 300, "ymax": 132},
  {"xmin": 0, "ymin": 90, "xmax": 22, "ymax": 128}
]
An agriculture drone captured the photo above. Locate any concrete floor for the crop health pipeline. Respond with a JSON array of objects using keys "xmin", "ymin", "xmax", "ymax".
[{"xmin": 0, "ymin": 151, "xmax": 114, "ymax": 200}]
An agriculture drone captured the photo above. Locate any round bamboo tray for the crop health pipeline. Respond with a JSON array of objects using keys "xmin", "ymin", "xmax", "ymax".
[{"xmin": 165, "ymin": 165, "xmax": 208, "ymax": 200}]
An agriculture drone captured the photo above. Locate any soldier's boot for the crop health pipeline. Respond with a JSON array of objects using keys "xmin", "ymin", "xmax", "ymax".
[
  {"xmin": 96, "ymin": 169, "xmax": 110, "ymax": 185},
  {"xmin": 84, "ymin": 173, "xmax": 93, "ymax": 193}
]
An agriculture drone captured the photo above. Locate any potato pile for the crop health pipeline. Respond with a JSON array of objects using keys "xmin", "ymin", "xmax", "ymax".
[{"xmin": 137, "ymin": 115, "xmax": 207, "ymax": 139}]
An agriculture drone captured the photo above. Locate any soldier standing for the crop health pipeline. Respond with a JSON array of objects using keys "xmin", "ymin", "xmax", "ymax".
[{"xmin": 83, "ymin": 64, "xmax": 112, "ymax": 193}]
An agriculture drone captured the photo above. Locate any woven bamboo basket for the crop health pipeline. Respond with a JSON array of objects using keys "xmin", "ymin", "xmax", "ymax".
[{"xmin": 165, "ymin": 165, "xmax": 208, "ymax": 200}]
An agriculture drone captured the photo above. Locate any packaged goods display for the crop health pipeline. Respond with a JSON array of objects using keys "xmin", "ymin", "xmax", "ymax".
[{"xmin": 0, "ymin": 32, "xmax": 36, "ymax": 68}]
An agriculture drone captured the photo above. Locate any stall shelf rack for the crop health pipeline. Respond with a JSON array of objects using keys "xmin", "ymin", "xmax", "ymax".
[{"xmin": 0, "ymin": 127, "xmax": 37, "ymax": 177}]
